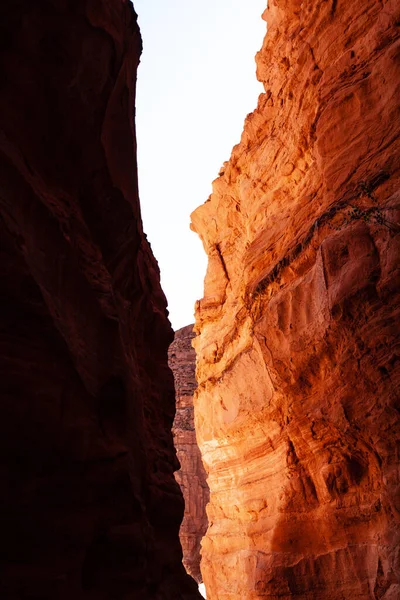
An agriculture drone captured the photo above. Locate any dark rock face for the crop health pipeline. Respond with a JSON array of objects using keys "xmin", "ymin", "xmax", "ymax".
[
  {"xmin": 0, "ymin": 1, "xmax": 200, "ymax": 598},
  {"xmin": 169, "ymin": 326, "xmax": 209, "ymax": 584}
]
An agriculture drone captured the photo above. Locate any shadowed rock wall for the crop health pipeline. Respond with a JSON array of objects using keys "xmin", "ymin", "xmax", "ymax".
[
  {"xmin": 0, "ymin": 1, "xmax": 200, "ymax": 598},
  {"xmin": 169, "ymin": 325, "xmax": 209, "ymax": 584},
  {"xmin": 191, "ymin": 0, "xmax": 400, "ymax": 597}
]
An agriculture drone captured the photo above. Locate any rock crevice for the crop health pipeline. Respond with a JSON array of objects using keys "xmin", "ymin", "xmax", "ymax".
[{"xmin": 169, "ymin": 325, "xmax": 210, "ymax": 585}]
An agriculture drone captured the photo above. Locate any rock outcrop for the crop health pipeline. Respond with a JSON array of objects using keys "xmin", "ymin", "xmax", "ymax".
[
  {"xmin": 169, "ymin": 325, "xmax": 209, "ymax": 583},
  {"xmin": 0, "ymin": 1, "xmax": 200, "ymax": 598},
  {"xmin": 191, "ymin": 0, "xmax": 400, "ymax": 598}
]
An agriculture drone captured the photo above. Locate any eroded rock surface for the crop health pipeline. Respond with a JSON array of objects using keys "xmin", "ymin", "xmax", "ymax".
[
  {"xmin": 191, "ymin": 0, "xmax": 400, "ymax": 598},
  {"xmin": 169, "ymin": 325, "xmax": 209, "ymax": 583},
  {"xmin": 0, "ymin": 1, "xmax": 200, "ymax": 598}
]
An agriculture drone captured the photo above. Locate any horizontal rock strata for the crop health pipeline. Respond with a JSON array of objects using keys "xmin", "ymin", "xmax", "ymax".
[
  {"xmin": 0, "ymin": 1, "xmax": 200, "ymax": 598},
  {"xmin": 169, "ymin": 325, "xmax": 210, "ymax": 583},
  {"xmin": 191, "ymin": 0, "xmax": 400, "ymax": 598}
]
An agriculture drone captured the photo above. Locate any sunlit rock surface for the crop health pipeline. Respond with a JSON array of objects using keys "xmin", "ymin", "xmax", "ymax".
[
  {"xmin": 169, "ymin": 325, "xmax": 210, "ymax": 583},
  {"xmin": 191, "ymin": 0, "xmax": 400, "ymax": 597},
  {"xmin": 0, "ymin": 1, "xmax": 201, "ymax": 597}
]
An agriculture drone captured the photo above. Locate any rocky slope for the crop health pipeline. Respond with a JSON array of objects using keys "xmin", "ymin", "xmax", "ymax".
[
  {"xmin": 191, "ymin": 0, "xmax": 400, "ymax": 598},
  {"xmin": 169, "ymin": 325, "xmax": 209, "ymax": 584},
  {"xmin": 0, "ymin": 1, "xmax": 200, "ymax": 598}
]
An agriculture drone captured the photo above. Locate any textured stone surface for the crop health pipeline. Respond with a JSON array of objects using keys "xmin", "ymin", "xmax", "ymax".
[
  {"xmin": 191, "ymin": 0, "xmax": 400, "ymax": 598},
  {"xmin": 169, "ymin": 325, "xmax": 209, "ymax": 583},
  {"xmin": 0, "ymin": 1, "xmax": 200, "ymax": 598}
]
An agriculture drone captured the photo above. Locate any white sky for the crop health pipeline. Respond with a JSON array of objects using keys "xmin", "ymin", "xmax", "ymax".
[{"xmin": 134, "ymin": 0, "xmax": 266, "ymax": 330}]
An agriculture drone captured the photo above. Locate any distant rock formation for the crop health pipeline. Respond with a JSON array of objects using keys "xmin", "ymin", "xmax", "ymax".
[
  {"xmin": 0, "ymin": 1, "xmax": 200, "ymax": 597},
  {"xmin": 169, "ymin": 325, "xmax": 209, "ymax": 583},
  {"xmin": 191, "ymin": 0, "xmax": 400, "ymax": 597}
]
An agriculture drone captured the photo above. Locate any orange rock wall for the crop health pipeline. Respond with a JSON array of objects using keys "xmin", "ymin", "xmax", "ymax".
[
  {"xmin": 191, "ymin": 0, "xmax": 400, "ymax": 598},
  {"xmin": 169, "ymin": 325, "xmax": 210, "ymax": 583}
]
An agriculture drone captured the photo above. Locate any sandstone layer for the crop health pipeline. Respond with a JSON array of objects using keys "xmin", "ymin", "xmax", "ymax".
[
  {"xmin": 191, "ymin": 0, "xmax": 400, "ymax": 598},
  {"xmin": 0, "ymin": 1, "xmax": 200, "ymax": 598},
  {"xmin": 169, "ymin": 325, "xmax": 210, "ymax": 583}
]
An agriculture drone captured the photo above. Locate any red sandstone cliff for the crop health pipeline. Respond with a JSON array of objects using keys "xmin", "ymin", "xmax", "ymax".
[
  {"xmin": 0, "ymin": 1, "xmax": 200, "ymax": 598},
  {"xmin": 169, "ymin": 325, "xmax": 210, "ymax": 584},
  {"xmin": 191, "ymin": 0, "xmax": 400, "ymax": 598}
]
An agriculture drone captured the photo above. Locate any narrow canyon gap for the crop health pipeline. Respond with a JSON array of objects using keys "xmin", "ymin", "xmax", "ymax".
[
  {"xmin": 191, "ymin": 0, "xmax": 400, "ymax": 598},
  {"xmin": 0, "ymin": 1, "xmax": 201, "ymax": 598},
  {"xmin": 169, "ymin": 325, "xmax": 210, "ymax": 584}
]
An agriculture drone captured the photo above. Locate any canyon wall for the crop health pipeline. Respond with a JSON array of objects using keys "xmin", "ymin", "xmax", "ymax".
[
  {"xmin": 191, "ymin": 0, "xmax": 400, "ymax": 598},
  {"xmin": 169, "ymin": 325, "xmax": 209, "ymax": 583},
  {"xmin": 0, "ymin": 1, "xmax": 200, "ymax": 598}
]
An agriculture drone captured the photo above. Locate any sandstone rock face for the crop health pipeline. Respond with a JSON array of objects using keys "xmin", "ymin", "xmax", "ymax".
[
  {"xmin": 169, "ymin": 325, "xmax": 210, "ymax": 584},
  {"xmin": 0, "ymin": 2, "xmax": 200, "ymax": 598},
  {"xmin": 191, "ymin": 1, "xmax": 400, "ymax": 598}
]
